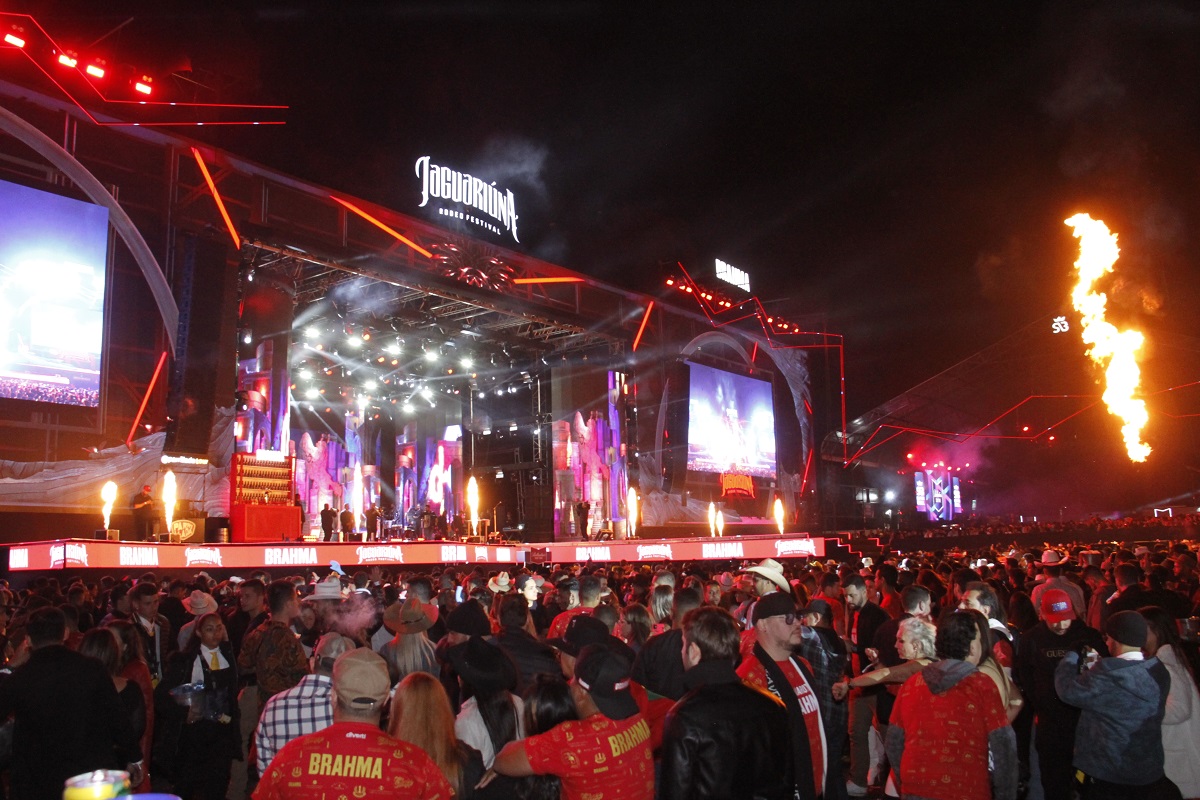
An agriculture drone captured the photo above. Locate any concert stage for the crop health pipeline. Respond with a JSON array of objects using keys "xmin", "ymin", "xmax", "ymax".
[{"xmin": 4, "ymin": 533, "xmax": 826, "ymax": 574}]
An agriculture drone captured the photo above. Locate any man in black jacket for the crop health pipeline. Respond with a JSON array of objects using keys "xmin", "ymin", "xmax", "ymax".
[
  {"xmin": 494, "ymin": 593, "xmax": 559, "ymax": 692},
  {"xmin": 1015, "ymin": 588, "xmax": 1107, "ymax": 800},
  {"xmin": 630, "ymin": 587, "xmax": 702, "ymax": 700},
  {"xmin": 660, "ymin": 606, "xmax": 792, "ymax": 800},
  {"xmin": 0, "ymin": 607, "xmax": 142, "ymax": 800},
  {"xmin": 843, "ymin": 573, "xmax": 890, "ymax": 797}
]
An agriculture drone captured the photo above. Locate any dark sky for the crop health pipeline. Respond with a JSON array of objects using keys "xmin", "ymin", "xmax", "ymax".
[{"xmin": 21, "ymin": 1, "xmax": 1200, "ymax": 425}]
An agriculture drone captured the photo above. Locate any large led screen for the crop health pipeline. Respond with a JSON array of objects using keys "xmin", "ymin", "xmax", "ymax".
[
  {"xmin": 686, "ymin": 362, "xmax": 776, "ymax": 479},
  {"xmin": 915, "ymin": 471, "xmax": 963, "ymax": 521},
  {"xmin": 0, "ymin": 179, "xmax": 109, "ymax": 408}
]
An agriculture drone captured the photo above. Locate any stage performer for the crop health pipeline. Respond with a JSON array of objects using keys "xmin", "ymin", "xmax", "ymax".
[
  {"xmin": 339, "ymin": 505, "xmax": 355, "ymax": 540},
  {"xmin": 319, "ymin": 504, "xmax": 336, "ymax": 542},
  {"xmin": 132, "ymin": 483, "xmax": 156, "ymax": 541}
]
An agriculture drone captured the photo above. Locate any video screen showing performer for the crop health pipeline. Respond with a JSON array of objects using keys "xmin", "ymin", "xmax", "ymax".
[
  {"xmin": 0, "ymin": 179, "xmax": 109, "ymax": 409},
  {"xmin": 686, "ymin": 362, "xmax": 777, "ymax": 478}
]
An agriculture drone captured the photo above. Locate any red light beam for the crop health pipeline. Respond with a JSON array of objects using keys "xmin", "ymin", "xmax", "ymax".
[
  {"xmin": 331, "ymin": 196, "xmax": 432, "ymax": 259},
  {"xmin": 632, "ymin": 301, "xmax": 655, "ymax": 352},
  {"xmin": 127, "ymin": 351, "xmax": 168, "ymax": 448},
  {"xmin": 191, "ymin": 148, "xmax": 241, "ymax": 249}
]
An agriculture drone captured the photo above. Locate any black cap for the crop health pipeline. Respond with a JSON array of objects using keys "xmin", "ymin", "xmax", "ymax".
[
  {"xmin": 1105, "ymin": 610, "xmax": 1148, "ymax": 648},
  {"xmin": 752, "ymin": 591, "xmax": 797, "ymax": 625},
  {"xmin": 574, "ymin": 643, "xmax": 639, "ymax": 721},
  {"xmin": 799, "ymin": 598, "xmax": 832, "ymax": 622},
  {"xmin": 548, "ymin": 614, "xmax": 611, "ymax": 657}
]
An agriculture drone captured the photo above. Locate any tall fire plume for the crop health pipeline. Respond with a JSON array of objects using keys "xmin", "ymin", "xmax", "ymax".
[
  {"xmin": 101, "ymin": 481, "xmax": 118, "ymax": 530},
  {"xmin": 1065, "ymin": 213, "xmax": 1151, "ymax": 462},
  {"xmin": 162, "ymin": 471, "xmax": 177, "ymax": 531}
]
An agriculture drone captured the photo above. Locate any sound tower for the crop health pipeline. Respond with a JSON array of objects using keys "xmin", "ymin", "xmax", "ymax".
[
  {"xmin": 660, "ymin": 360, "xmax": 690, "ymax": 496},
  {"xmin": 164, "ymin": 234, "xmax": 238, "ymax": 456}
]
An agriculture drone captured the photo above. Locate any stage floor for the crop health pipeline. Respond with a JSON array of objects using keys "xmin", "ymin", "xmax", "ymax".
[{"xmin": 4, "ymin": 533, "xmax": 825, "ymax": 573}]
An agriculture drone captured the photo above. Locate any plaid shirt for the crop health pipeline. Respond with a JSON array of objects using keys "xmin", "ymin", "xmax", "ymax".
[{"xmin": 254, "ymin": 673, "xmax": 334, "ymax": 770}]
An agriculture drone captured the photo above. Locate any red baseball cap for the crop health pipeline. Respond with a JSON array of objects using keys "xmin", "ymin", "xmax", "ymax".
[{"xmin": 1040, "ymin": 589, "xmax": 1074, "ymax": 623}]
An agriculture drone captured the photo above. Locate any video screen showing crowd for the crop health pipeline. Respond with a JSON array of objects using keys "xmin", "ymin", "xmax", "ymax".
[{"xmin": 0, "ymin": 533, "xmax": 1198, "ymax": 800}]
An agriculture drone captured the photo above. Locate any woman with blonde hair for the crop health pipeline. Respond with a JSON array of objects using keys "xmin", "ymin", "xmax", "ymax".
[{"xmin": 389, "ymin": 671, "xmax": 485, "ymax": 798}]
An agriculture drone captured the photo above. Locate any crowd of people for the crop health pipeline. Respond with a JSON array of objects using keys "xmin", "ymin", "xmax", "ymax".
[
  {"xmin": 0, "ymin": 535, "xmax": 1197, "ymax": 799},
  {"xmin": 0, "ymin": 376, "xmax": 98, "ymax": 406}
]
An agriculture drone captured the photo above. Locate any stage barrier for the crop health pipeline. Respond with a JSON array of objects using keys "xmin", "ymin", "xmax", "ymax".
[{"xmin": 5, "ymin": 534, "xmax": 824, "ymax": 572}]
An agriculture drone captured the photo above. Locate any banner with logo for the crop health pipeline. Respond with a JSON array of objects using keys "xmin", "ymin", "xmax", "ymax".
[
  {"xmin": 5, "ymin": 540, "xmax": 526, "ymax": 571},
  {"xmin": 6, "ymin": 536, "xmax": 822, "ymax": 572}
]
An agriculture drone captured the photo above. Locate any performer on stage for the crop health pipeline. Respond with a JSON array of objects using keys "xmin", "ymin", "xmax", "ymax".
[
  {"xmin": 320, "ymin": 504, "xmax": 337, "ymax": 541},
  {"xmin": 131, "ymin": 484, "xmax": 156, "ymax": 541},
  {"xmin": 339, "ymin": 505, "xmax": 356, "ymax": 540}
]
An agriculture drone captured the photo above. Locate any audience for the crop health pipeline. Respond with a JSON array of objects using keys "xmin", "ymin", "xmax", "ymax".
[{"xmin": 1, "ymin": 533, "xmax": 1198, "ymax": 800}]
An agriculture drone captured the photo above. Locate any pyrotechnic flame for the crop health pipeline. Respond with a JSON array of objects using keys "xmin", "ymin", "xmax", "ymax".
[
  {"xmin": 715, "ymin": 510, "xmax": 725, "ymax": 538},
  {"xmin": 627, "ymin": 488, "xmax": 638, "ymax": 536},
  {"xmin": 708, "ymin": 501, "xmax": 717, "ymax": 537},
  {"xmin": 467, "ymin": 476, "xmax": 479, "ymax": 537},
  {"xmin": 162, "ymin": 471, "xmax": 177, "ymax": 531},
  {"xmin": 1065, "ymin": 213, "xmax": 1152, "ymax": 462},
  {"xmin": 774, "ymin": 498, "xmax": 785, "ymax": 535},
  {"xmin": 101, "ymin": 481, "xmax": 118, "ymax": 530}
]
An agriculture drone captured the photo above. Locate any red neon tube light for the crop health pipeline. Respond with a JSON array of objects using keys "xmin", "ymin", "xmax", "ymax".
[
  {"xmin": 127, "ymin": 351, "xmax": 168, "ymax": 448},
  {"xmin": 191, "ymin": 148, "xmax": 241, "ymax": 249},
  {"xmin": 632, "ymin": 301, "xmax": 655, "ymax": 352},
  {"xmin": 331, "ymin": 196, "xmax": 432, "ymax": 259}
]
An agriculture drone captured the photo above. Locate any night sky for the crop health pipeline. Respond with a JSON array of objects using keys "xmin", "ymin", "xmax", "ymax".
[{"xmin": 15, "ymin": 2, "xmax": 1200, "ymax": 513}]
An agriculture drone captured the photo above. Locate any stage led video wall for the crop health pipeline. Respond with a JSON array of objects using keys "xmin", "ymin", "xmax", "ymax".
[
  {"xmin": 914, "ymin": 471, "xmax": 963, "ymax": 521},
  {"xmin": 686, "ymin": 362, "xmax": 777, "ymax": 479},
  {"xmin": 0, "ymin": 178, "xmax": 109, "ymax": 408}
]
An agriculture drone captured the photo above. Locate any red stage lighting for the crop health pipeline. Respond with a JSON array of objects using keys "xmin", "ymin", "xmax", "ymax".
[
  {"xmin": 134, "ymin": 79, "xmax": 152, "ymax": 96},
  {"xmin": 57, "ymin": 53, "xmax": 77, "ymax": 68},
  {"xmin": 4, "ymin": 33, "xmax": 26, "ymax": 48},
  {"xmin": 86, "ymin": 63, "xmax": 105, "ymax": 78}
]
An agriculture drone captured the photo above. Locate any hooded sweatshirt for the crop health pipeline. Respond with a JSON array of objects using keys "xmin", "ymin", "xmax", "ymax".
[
  {"xmin": 885, "ymin": 659, "xmax": 1017, "ymax": 800},
  {"xmin": 1054, "ymin": 651, "xmax": 1170, "ymax": 786}
]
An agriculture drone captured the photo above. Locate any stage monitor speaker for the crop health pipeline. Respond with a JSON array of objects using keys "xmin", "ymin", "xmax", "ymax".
[{"xmin": 165, "ymin": 234, "xmax": 239, "ymax": 456}]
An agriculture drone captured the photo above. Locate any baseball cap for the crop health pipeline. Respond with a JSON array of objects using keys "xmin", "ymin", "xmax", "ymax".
[
  {"xmin": 799, "ymin": 598, "xmax": 832, "ymax": 622},
  {"xmin": 548, "ymin": 614, "xmax": 611, "ymax": 657},
  {"xmin": 1039, "ymin": 588, "xmax": 1074, "ymax": 623},
  {"xmin": 574, "ymin": 643, "xmax": 639, "ymax": 721},
  {"xmin": 753, "ymin": 591, "xmax": 798, "ymax": 624},
  {"xmin": 332, "ymin": 649, "xmax": 390, "ymax": 711}
]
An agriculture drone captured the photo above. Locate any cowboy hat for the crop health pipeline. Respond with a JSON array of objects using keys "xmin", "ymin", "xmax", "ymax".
[
  {"xmin": 183, "ymin": 591, "xmax": 218, "ymax": 616},
  {"xmin": 487, "ymin": 572, "xmax": 513, "ymax": 594},
  {"xmin": 383, "ymin": 596, "xmax": 435, "ymax": 635},
  {"xmin": 742, "ymin": 558, "xmax": 790, "ymax": 593}
]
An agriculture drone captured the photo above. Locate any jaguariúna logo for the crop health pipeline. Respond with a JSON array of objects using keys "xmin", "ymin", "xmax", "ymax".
[
  {"xmin": 720, "ymin": 473, "xmax": 756, "ymax": 498},
  {"xmin": 636, "ymin": 544, "xmax": 673, "ymax": 561},
  {"xmin": 415, "ymin": 156, "xmax": 520, "ymax": 243},
  {"xmin": 50, "ymin": 543, "xmax": 89, "ymax": 567},
  {"xmin": 474, "ymin": 547, "xmax": 489, "ymax": 562},
  {"xmin": 775, "ymin": 539, "xmax": 817, "ymax": 557},
  {"xmin": 355, "ymin": 545, "xmax": 405, "ymax": 564},
  {"xmin": 185, "ymin": 547, "xmax": 224, "ymax": 568}
]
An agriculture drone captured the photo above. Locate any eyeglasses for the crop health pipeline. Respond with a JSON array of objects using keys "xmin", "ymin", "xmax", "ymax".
[{"xmin": 771, "ymin": 613, "xmax": 797, "ymax": 625}]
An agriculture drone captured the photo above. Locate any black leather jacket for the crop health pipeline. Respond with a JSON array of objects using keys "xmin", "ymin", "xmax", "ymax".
[{"xmin": 659, "ymin": 659, "xmax": 794, "ymax": 800}]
